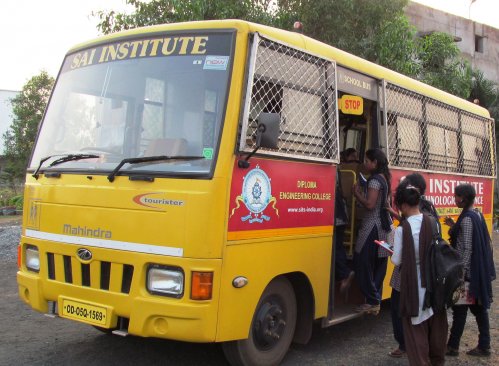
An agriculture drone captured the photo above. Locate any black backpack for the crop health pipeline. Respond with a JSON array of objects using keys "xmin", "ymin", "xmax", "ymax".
[{"xmin": 424, "ymin": 217, "xmax": 464, "ymax": 312}]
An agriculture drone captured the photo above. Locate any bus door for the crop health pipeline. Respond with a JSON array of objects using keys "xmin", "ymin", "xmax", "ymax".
[{"xmin": 327, "ymin": 67, "xmax": 382, "ymax": 324}]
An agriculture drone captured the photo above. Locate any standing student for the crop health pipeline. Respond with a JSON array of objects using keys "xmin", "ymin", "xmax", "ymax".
[
  {"xmin": 391, "ymin": 181, "xmax": 447, "ymax": 366},
  {"xmin": 353, "ymin": 148, "xmax": 393, "ymax": 314},
  {"xmin": 445, "ymin": 184, "xmax": 496, "ymax": 357},
  {"xmin": 388, "ymin": 172, "xmax": 439, "ymax": 358}
]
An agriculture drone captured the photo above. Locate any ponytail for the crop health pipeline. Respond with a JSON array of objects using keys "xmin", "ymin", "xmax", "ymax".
[{"xmin": 365, "ymin": 148, "xmax": 391, "ymax": 196}]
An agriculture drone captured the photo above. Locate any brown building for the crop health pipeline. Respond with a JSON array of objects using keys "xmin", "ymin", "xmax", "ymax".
[{"xmin": 405, "ymin": 1, "xmax": 499, "ymax": 84}]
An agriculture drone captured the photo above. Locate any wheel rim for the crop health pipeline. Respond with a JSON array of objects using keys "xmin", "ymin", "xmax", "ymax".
[{"xmin": 252, "ymin": 296, "xmax": 287, "ymax": 350}]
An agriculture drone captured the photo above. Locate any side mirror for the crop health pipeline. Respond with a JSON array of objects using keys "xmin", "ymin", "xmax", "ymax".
[
  {"xmin": 257, "ymin": 113, "xmax": 280, "ymax": 149},
  {"xmin": 238, "ymin": 113, "xmax": 280, "ymax": 168}
]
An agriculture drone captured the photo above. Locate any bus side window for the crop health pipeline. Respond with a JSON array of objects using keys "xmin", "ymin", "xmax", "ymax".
[
  {"xmin": 250, "ymin": 80, "xmax": 283, "ymax": 115},
  {"xmin": 248, "ymin": 80, "xmax": 283, "ymax": 145}
]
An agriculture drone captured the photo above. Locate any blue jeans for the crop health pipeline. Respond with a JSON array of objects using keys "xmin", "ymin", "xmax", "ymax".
[{"xmin": 447, "ymin": 304, "xmax": 490, "ymax": 350}]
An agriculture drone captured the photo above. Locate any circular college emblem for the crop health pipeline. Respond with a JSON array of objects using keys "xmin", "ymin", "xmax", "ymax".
[{"xmin": 242, "ymin": 166, "xmax": 272, "ymax": 214}]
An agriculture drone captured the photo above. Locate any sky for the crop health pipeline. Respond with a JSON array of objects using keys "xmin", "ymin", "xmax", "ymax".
[
  {"xmin": 0, "ymin": 0, "xmax": 133, "ymax": 91},
  {"xmin": 413, "ymin": 0, "xmax": 499, "ymax": 27},
  {"xmin": 1, "ymin": 0, "xmax": 498, "ymax": 92}
]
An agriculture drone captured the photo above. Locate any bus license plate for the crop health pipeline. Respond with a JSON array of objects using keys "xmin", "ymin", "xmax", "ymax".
[{"xmin": 60, "ymin": 299, "xmax": 108, "ymax": 326}]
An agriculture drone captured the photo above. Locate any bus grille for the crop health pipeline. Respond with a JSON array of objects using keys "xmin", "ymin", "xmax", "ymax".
[{"xmin": 46, "ymin": 252, "xmax": 134, "ymax": 294}]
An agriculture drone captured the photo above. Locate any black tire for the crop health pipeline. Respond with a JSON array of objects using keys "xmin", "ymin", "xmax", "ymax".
[{"xmin": 222, "ymin": 277, "xmax": 297, "ymax": 366}]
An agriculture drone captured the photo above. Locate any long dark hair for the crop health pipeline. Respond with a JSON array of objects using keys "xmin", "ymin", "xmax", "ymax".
[
  {"xmin": 365, "ymin": 148, "xmax": 391, "ymax": 195},
  {"xmin": 394, "ymin": 180, "xmax": 421, "ymax": 208},
  {"xmin": 404, "ymin": 173, "xmax": 427, "ymax": 195},
  {"xmin": 455, "ymin": 184, "xmax": 476, "ymax": 210}
]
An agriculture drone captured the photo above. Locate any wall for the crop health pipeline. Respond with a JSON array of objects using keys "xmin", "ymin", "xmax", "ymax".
[{"xmin": 405, "ymin": 2, "xmax": 499, "ymax": 84}]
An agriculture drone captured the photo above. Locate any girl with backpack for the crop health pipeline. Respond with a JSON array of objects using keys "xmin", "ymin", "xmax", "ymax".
[
  {"xmin": 388, "ymin": 173, "xmax": 440, "ymax": 358},
  {"xmin": 391, "ymin": 181, "xmax": 447, "ymax": 366},
  {"xmin": 388, "ymin": 173, "xmax": 441, "ymax": 358},
  {"xmin": 445, "ymin": 184, "xmax": 496, "ymax": 357}
]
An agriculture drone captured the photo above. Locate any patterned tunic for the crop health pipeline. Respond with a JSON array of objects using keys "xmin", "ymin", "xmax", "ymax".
[
  {"xmin": 455, "ymin": 215, "xmax": 473, "ymax": 280},
  {"xmin": 355, "ymin": 178, "xmax": 394, "ymax": 258},
  {"xmin": 390, "ymin": 265, "xmax": 401, "ymax": 291}
]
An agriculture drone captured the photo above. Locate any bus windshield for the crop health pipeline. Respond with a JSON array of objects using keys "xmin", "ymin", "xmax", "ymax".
[{"xmin": 29, "ymin": 31, "xmax": 234, "ymax": 177}]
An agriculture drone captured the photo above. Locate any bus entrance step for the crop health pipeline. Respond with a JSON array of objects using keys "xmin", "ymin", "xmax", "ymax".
[{"xmin": 322, "ymin": 305, "xmax": 363, "ymax": 327}]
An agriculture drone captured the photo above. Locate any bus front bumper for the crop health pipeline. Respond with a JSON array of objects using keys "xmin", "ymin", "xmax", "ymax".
[{"xmin": 17, "ymin": 269, "xmax": 218, "ymax": 342}]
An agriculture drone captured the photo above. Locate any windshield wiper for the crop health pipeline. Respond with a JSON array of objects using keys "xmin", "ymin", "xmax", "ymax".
[
  {"xmin": 32, "ymin": 154, "xmax": 99, "ymax": 179},
  {"xmin": 107, "ymin": 155, "xmax": 204, "ymax": 182}
]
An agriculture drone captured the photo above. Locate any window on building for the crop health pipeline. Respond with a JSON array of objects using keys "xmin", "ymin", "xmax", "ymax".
[{"xmin": 475, "ymin": 35, "xmax": 484, "ymax": 53}]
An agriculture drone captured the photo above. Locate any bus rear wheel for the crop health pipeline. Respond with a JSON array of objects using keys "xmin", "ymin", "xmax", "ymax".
[{"xmin": 222, "ymin": 277, "xmax": 297, "ymax": 366}]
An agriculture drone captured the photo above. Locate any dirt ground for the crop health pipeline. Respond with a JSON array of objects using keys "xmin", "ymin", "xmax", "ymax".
[
  {"xmin": 0, "ymin": 226, "xmax": 498, "ymax": 365},
  {"xmin": 0, "ymin": 216, "xmax": 22, "ymax": 227}
]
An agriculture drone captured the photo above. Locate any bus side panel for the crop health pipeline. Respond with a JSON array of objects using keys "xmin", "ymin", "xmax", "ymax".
[
  {"xmin": 216, "ymin": 236, "xmax": 332, "ymax": 341},
  {"xmin": 225, "ymin": 158, "xmax": 335, "ymax": 238},
  {"xmin": 382, "ymin": 169, "xmax": 495, "ymax": 299},
  {"xmin": 216, "ymin": 158, "xmax": 335, "ymax": 341},
  {"xmin": 390, "ymin": 170, "xmax": 493, "ymax": 228}
]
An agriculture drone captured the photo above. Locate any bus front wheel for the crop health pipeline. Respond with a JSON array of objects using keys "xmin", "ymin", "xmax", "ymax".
[{"xmin": 222, "ymin": 277, "xmax": 297, "ymax": 366}]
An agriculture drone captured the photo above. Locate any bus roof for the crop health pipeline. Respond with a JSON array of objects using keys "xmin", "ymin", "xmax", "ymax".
[{"xmin": 69, "ymin": 19, "xmax": 490, "ymax": 118}]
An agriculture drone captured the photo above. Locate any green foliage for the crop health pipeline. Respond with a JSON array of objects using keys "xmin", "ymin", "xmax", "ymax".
[
  {"xmin": 2, "ymin": 71, "xmax": 54, "ymax": 186},
  {"xmin": 95, "ymin": 1, "xmax": 478, "ymax": 97},
  {"xmin": 94, "ymin": 1, "xmax": 496, "ymax": 123},
  {"xmin": 470, "ymin": 69, "xmax": 498, "ymax": 108},
  {"xmin": 0, "ymin": 188, "xmax": 18, "ymax": 207},
  {"xmin": 0, "ymin": 167, "xmax": 20, "ymax": 195},
  {"xmin": 468, "ymin": 68, "xmax": 498, "ymax": 136},
  {"xmin": 373, "ymin": 15, "xmax": 420, "ymax": 77},
  {"xmin": 95, "ymin": 0, "xmax": 279, "ymax": 34},
  {"xmin": 94, "ymin": 0, "xmax": 412, "ymax": 68},
  {"xmin": 8, "ymin": 195, "xmax": 24, "ymax": 210},
  {"xmin": 275, "ymin": 0, "xmax": 410, "ymax": 62},
  {"xmin": 486, "ymin": 89, "xmax": 499, "ymax": 142},
  {"xmin": 415, "ymin": 32, "xmax": 472, "ymax": 98}
]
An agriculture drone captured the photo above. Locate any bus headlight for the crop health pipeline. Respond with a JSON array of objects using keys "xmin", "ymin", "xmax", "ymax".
[
  {"xmin": 25, "ymin": 245, "xmax": 40, "ymax": 272},
  {"xmin": 147, "ymin": 265, "xmax": 184, "ymax": 298}
]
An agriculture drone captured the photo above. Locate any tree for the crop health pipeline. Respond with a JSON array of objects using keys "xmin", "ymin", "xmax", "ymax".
[
  {"xmin": 484, "ymin": 87, "xmax": 499, "ymax": 149},
  {"xmin": 468, "ymin": 68, "xmax": 498, "ymax": 134},
  {"xmin": 490, "ymin": 92, "xmax": 499, "ymax": 130},
  {"xmin": 469, "ymin": 68, "xmax": 497, "ymax": 108},
  {"xmin": 2, "ymin": 71, "xmax": 54, "ymax": 187},
  {"xmin": 415, "ymin": 32, "xmax": 472, "ymax": 98},
  {"xmin": 95, "ymin": 1, "xmax": 418, "ymax": 73},
  {"xmin": 95, "ymin": 0, "xmax": 411, "ymax": 59},
  {"xmin": 94, "ymin": 0, "xmax": 278, "ymax": 34},
  {"xmin": 276, "ymin": 2, "xmax": 475, "ymax": 99},
  {"xmin": 94, "ymin": 1, "xmax": 475, "ymax": 104},
  {"xmin": 372, "ymin": 15, "xmax": 420, "ymax": 77},
  {"xmin": 275, "ymin": 0, "xmax": 410, "ymax": 60}
]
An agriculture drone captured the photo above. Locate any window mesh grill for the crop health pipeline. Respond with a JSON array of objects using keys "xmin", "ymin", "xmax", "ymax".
[
  {"xmin": 239, "ymin": 34, "xmax": 495, "ymax": 176},
  {"xmin": 385, "ymin": 83, "xmax": 496, "ymax": 177},
  {"xmin": 240, "ymin": 34, "xmax": 339, "ymax": 162}
]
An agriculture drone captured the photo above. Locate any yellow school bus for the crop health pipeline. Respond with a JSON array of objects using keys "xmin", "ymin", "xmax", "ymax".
[{"xmin": 17, "ymin": 20, "xmax": 495, "ymax": 365}]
